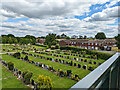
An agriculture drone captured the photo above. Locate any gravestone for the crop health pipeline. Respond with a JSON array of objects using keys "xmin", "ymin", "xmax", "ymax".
[
  {"xmin": 83, "ymin": 65, "xmax": 87, "ymax": 70},
  {"xmin": 94, "ymin": 61, "xmax": 96, "ymax": 64},
  {"xmin": 88, "ymin": 66, "xmax": 93, "ymax": 71},
  {"xmin": 74, "ymin": 63, "xmax": 76, "ymax": 66},
  {"xmin": 84, "ymin": 59, "xmax": 87, "ymax": 62},
  {"xmin": 76, "ymin": 58, "xmax": 79, "ymax": 61},
  {"xmin": 81, "ymin": 59, "xmax": 83, "ymax": 61},
  {"xmin": 78, "ymin": 64, "xmax": 81, "ymax": 68},
  {"xmin": 52, "ymin": 58, "xmax": 54, "ymax": 62}
]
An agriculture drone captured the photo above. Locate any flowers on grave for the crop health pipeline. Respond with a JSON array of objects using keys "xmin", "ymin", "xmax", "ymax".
[
  {"xmin": 64, "ymin": 71, "xmax": 67, "ymax": 77},
  {"xmin": 29, "ymin": 60, "xmax": 32, "ymax": 63},
  {"xmin": 75, "ymin": 77, "xmax": 79, "ymax": 81},
  {"xmin": 71, "ymin": 74, "xmax": 74, "ymax": 80},
  {"xmin": 41, "ymin": 55, "xmax": 43, "ymax": 57},
  {"xmin": 8, "ymin": 62, "xmax": 14, "ymax": 71},
  {"xmin": 37, "ymin": 75, "xmax": 53, "ymax": 89}
]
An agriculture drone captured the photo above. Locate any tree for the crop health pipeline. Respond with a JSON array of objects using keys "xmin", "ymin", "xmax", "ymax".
[
  {"xmin": 79, "ymin": 35, "xmax": 83, "ymax": 39},
  {"xmin": 24, "ymin": 72, "xmax": 33, "ymax": 84},
  {"xmin": 61, "ymin": 33, "xmax": 67, "ymax": 38},
  {"xmin": 44, "ymin": 33, "xmax": 57, "ymax": 47},
  {"xmin": 8, "ymin": 62, "xmax": 14, "ymax": 71},
  {"xmin": 8, "ymin": 34, "xmax": 15, "ymax": 37},
  {"xmin": 115, "ymin": 34, "xmax": 120, "ymax": 49},
  {"xmin": 95, "ymin": 32, "xmax": 106, "ymax": 39},
  {"xmin": 84, "ymin": 35, "xmax": 87, "ymax": 39}
]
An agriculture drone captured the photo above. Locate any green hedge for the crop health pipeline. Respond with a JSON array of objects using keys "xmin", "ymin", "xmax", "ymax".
[{"xmin": 60, "ymin": 46, "xmax": 113, "ymax": 60}]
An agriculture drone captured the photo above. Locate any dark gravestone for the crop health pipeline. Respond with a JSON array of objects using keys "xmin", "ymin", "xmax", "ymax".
[
  {"xmin": 18, "ymin": 71, "xmax": 21, "ymax": 75},
  {"xmin": 79, "ymin": 55, "xmax": 81, "ymax": 57},
  {"xmin": 89, "ymin": 61, "xmax": 92, "ymax": 64},
  {"xmin": 75, "ymin": 74, "xmax": 79, "ymax": 78},
  {"xmin": 70, "ymin": 61, "xmax": 73, "ymax": 66},
  {"xmin": 94, "ymin": 61, "xmax": 96, "ymax": 64},
  {"xmin": 67, "ymin": 70, "xmax": 72, "ymax": 76},
  {"xmin": 98, "ymin": 62, "xmax": 101, "ymax": 65},
  {"xmin": 74, "ymin": 63, "xmax": 76, "ymax": 66},
  {"xmin": 81, "ymin": 59, "xmax": 83, "ymax": 61},
  {"xmin": 62, "ymin": 60, "xmax": 64, "ymax": 64},
  {"xmin": 31, "ymin": 79, "xmax": 34, "ymax": 85},
  {"xmin": 88, "ymin": 66, "xmax": 93, "ymax": 71},
  {"xmin": 84, "ymin": 59, "xmax": 87, "ymax": 62},
  {"xmin": 83, "ymin": 65, "xmax": 87, "ymax": 70},
  {"xmin": 78, "ymin": 64, "xmax": 81, "ymax": 68}
]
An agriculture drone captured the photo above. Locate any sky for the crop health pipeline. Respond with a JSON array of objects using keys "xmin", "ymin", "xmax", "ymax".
[{"xmin": 0, "ymin": 0, "xmax": 119, "ymax": 37}]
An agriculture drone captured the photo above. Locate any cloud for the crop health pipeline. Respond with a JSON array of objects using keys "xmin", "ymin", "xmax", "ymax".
[
  {"xmin": 1, "ymin": 0, "xmax": 110, "ymax": 19},
  {"xmin": 84, "ymin": 6, "xmax": 119, "ymax": 21}
]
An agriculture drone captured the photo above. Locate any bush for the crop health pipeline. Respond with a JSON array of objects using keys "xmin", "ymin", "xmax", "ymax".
[
  {"xmin": 37, "ymin": 75, "xmax": 53, "ymax": 89},
  {"xmin": 23, "ymin": 71, "xmax": 33, "ymax": 84},
  {"xmin": 8, "ymin": 62, "xmax": 14, "ymax": 71},
  {"xmin": 55, "ymin": 44, "xmax": 60, "ymax": 49},
  {"xmin": 13, "ymin": 52, "xmax": 21, "ymax": 59}
]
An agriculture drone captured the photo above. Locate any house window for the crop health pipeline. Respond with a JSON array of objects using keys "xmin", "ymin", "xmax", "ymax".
[
  {"xmin": 74, "ymin": 42, "xmax": 76, "ymax": 44},
  {"xmin": 91, "ymin": 43, "xmax": 94, "ymax": 45},
  {"xmin": 88, "ymin": 43, "xmax": 90, "ymax": 45},
  {"xmin": 95, "ymin": 43, "xmax": 97, "ymax": 45}
]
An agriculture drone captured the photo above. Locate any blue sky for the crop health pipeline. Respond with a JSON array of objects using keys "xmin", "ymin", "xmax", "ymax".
[{"xmin": 1, "ymin": 0, "xmax": 119, "ymax": 37}]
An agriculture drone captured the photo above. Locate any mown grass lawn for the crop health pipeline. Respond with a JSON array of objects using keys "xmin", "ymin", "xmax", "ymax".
[
  {"xmin": 21, "ymin": 53, "xmax": 91, "ymax": 79},
  {"xmin": 28, "ymin": 52, "xmax": 99, "ymax": 68},
  {"xmin": 2, "ymin": 54, "xmax": 77, "ymax": 88},
  {"xmin": 1, "ymin": 63, "xmax": 28, "ymax": 88}
]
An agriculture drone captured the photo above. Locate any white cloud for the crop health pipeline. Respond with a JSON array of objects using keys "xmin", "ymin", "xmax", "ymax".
[{"xmin": 84, "ymin": 6, "xmax": 119, "ymax": 21}]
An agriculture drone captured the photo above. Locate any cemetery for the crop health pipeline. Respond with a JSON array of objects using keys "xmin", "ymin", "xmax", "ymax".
[{"xmin": 1, "ymin": 44, "xmax": 112, "ymax": 89}]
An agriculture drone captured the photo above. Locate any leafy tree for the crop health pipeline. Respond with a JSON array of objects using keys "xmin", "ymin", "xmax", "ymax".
[
  {"xmin": 8, "ymin": 34, "xmax": 15, "ymax": 37},
  {"xmin": 65, "ymin": 37, "xmax": 70, "ymax": 39},
  {"xmin": 24, "ymin": 72, "xmax": 33, "ymax": 84},
  {"xmin": 44, "ymin": 33, "xmax": 57, "ymax": 47},
  {"xmin": 84, "ymin": 35, "xmax": 87, "ymax": 39},
  {"xmin": 61, "ymin": 33, "xmax": 67, "ymax": 38},
  {"xmin": 79, "ymin": 35, "xmax": 83, "ymax": 39},
  {"xmin": 56, "ymin": 35, "xmax": 61, "ymax": 39},
  {"xmin": 95, "ymin": 32, "xmax": 106, "ymax": 39},
  {"xmin": 115, "ymin": 34, "xmax": 120, "ymax": 49}
]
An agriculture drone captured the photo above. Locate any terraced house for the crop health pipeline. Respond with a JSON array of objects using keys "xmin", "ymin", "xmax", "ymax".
[{"xmin": 59, "ymin": 39, "xmax": 117, "ymax": 50}]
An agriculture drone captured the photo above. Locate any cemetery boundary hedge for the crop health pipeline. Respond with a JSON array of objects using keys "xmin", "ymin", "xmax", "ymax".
[{"xmin": 60, "ymin": 46, "xmax": 113, "ymax": 60}]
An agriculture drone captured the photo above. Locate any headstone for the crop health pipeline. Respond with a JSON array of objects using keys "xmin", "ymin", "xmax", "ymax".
[
  {"xmin": 88, "ymin": 66, "xmax": 93, "ymax": 71},
  {"xmin": 78, "ymin": 64, "xmax": 81, "ymax": 68},
  {"xmin": 84, "ymin": 59, "xmax": 87, "ymax": 62},
  {"xmin": 52, "ymin": 58, "xmax": 54, "ymax": 62},
  {"xmin": 74, "ymin": 63, "xmax": 76, "ymax": 66},
  {"xmin": 98, "ymin": 62, "xmax": 101, "ymax": 65},
  {"xmin": 94, "ymin": 61, "xmax": 96, "ymax": 64},
  {"xmin": 81, "ymin": 59, "xmax": 83, "ymax": 61},
  {"xmin": 83, "ymin": 65, "xmax": 87, "ymax": 70},
  {"xmin": 76, "ymin": 58, "xmax": 79, "ymax": 61}
]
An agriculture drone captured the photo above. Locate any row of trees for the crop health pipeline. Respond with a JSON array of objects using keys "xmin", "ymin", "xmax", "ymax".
[
  {"xmin": 2, "ymin": 34, "xmax": 36, "ymax": 45},
  {"xmin": 115, "ymin": 34, "xmax": 120, "ymax": 49}
]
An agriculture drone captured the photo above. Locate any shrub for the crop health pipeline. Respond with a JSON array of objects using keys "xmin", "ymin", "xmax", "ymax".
[
  {"xmin": 55, "ymin": 44, "xmax": 60, "ymax": 49},
  {"xmin": 8, "ymin": 62, "xmax": 14, "ymax": 71},
  {"xmin": 23, "ymin": 72, "xmax": 33, "ymax": 84},
  {"xmin": 13, "ymin": 52, "xmax": 21, "ymax": 59},
  {"xmin": 24, "ymin": 55, "xmax": 28, "ymax": 60},
  {"xmin": 37, "ymin": 75, "xmax": 53, "ymax": 89}
]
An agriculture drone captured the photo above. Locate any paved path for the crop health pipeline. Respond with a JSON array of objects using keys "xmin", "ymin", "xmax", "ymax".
[{"xmin": 97, "ymin": 50, "xmax": 116, "ymax": 54}]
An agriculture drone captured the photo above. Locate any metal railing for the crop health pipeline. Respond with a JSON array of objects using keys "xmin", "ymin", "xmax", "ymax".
[{"xmin": 70, "ymin": 52, "xmax": 120, "ymax": 89}]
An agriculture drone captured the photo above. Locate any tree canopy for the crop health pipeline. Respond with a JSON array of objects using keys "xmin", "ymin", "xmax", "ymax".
[{"xmin": 95, "ymin": 32, "xmax": 106, "ymax": 39}]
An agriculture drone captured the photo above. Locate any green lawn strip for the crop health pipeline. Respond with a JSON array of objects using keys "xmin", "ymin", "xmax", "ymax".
[
  {"xmin": 40, "ymin": 51, "xmax": 105, "ymax": 64},
  {"xmin": 21, "ymin": 53, "xmax": 91, "ymax": 79},
  {"xmin": 2, "ymin": 54, "xmax": 76, "ymax": 88},
  {"xmin": 29, "ymin": 52, "xmax": 98, "ymax": 68},
  {"xmin": 1, "ymin": 64, "xmax": 28, "ymax": 88}
]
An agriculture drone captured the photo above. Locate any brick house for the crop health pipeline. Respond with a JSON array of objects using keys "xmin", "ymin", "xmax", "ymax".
[{"xmin": 59, "ymin": 39, "xmax": 116, "ymax": 50}]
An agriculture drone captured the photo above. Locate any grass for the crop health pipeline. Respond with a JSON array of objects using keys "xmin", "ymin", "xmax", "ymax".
[
  {"xmin": 1, "ymin": 63, "xmax": 28, "ymax": 88},
  {"xmin": 2, "ymin": 54, "xmax": 77, "ymax": 88},
  {"xmin": 21, "ymin": 53, "xmax": 91, "ymax": 79},
  {"xmin": 28, "ymin": 52, "xmax": 99, "ymax": 68}
]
